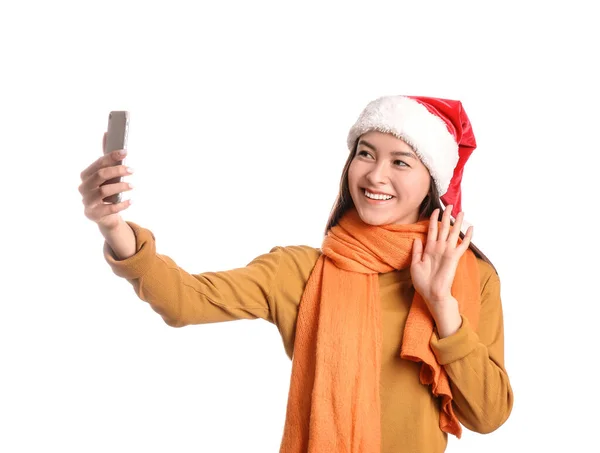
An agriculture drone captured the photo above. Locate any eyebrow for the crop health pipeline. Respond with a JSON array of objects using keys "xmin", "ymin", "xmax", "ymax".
[{"xmin": 357, "ymin": 139, "xmax": 417, "ymax": 159}]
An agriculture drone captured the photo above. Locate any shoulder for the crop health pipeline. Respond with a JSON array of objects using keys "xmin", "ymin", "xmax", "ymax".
[
  {"xmin": 267, "ymin": 246, "xmax": 323, "ymax": 317},
  {"xmin": 476, "ymin": 257, "xmax": 497, "ymax": 281},
  {"xmin": 269, "ymin": 245, "xmax": 322, "ymax": 274},
  {"xmin": 241, "ymin": 245, "xmax": 322, "ymax": 286},
  {"xmin": 475, "ymin": 257, "xmax": 501, "ymax": 299}
]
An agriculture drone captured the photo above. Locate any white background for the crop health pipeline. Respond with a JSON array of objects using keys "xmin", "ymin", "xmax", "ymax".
[{"xmin": 1, "ymin": 0, "xmax": 598, "ymax": 451}]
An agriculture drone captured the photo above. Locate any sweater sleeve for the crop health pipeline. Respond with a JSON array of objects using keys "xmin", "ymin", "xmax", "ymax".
[
  {"xmin": 429, "ymin": 263, "xmax": 514, "ymax": 434},
  {"xmin": 103, "ymin": 221, "xmax": 281, "ymax": 327}
]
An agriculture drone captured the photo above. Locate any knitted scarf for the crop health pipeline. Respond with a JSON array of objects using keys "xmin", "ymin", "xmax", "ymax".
[{"xmin": 279, "ymin": 207, "xmax": 481, "ymax": 452}]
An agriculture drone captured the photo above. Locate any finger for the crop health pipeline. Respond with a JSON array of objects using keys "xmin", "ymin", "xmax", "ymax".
[
  {"xmin": 83, "ymin": 181, "xmax": 133, "ymax": 207},
  {"xmin": 439, "ymin": 205, "xmax": 453, "ymax": 242},
  {"xmin": 427, "ymin": 208, "xmax": 440, "ymax": 247},
  {"xmin": 447, "ymin": 211, "xmax": 464, "ymax": 247},
  {"xmin": 412, "ymin": 238, "xmax": 423, "ymax": 263},
  {"xmin": 84, "ymin": 198, "xmax": 132, "ymax": 222},
  {"xmin": 80, "ymin": 148, "xmax": 127, "ymax": 182},
  {"xmin": 80, "ymin": 154, "xmax": 106, "ymax": 182},
  {"xmin": 79, "ymin": 164, "xmax": 133, "ymax": 196},
  {"xmin": 457, "ymin": 225, "xmax": 473, "ymax": 254}
]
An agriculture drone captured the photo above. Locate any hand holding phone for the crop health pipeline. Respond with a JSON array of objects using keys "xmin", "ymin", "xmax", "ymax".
[{"xmin": 78, "ymin": 114, "xmax": 134, "ymax": 233}]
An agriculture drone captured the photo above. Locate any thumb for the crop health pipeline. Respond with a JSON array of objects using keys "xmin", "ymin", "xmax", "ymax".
[{"xmin": 412, "ymin": 238, "xmax": 423, "ymax": 263}]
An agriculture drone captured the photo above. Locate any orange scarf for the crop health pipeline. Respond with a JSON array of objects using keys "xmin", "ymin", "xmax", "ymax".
[{"xmin": 279, "ymin": 207, "xmax": 481, "ymax": 452}]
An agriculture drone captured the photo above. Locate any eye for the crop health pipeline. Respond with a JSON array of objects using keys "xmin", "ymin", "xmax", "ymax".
[{"xmin": 357, "ymin": 150, "xmax": 409, "ymax": 168}]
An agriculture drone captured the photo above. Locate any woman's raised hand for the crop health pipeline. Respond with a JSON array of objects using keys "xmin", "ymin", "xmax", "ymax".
[
  {"xmin": 79, "ymin": 132, "xmax": 134, "ymax": 232},
  {"xmin": 410, "ymin": 206, "xmax": 473, "ymax": 313}
]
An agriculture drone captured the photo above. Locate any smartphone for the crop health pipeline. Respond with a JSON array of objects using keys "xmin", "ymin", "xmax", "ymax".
[{"xmin": 101, "ymin": 111, "xmax": 129, "ymax": 204}]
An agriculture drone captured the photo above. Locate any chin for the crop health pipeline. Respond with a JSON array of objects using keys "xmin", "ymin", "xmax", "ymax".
[
  {"xmin": 354, "ymin": 204, "xmax": 419, "ymax": 226},
  {"xmin": 355, "ymin": 207, "xmax": 398, "ymax": 226}
]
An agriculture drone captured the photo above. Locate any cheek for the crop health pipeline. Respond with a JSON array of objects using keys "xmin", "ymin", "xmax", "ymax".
[
  {"xmin": 347, "ymin": 162, "xmax": 358, "ymax": 185},
  {"xmin": 414, "ymin": 175, "xmax": 430, "ymax": 193},
  {"xmin": 416, "ymin": 174, "xmax": 432, "ymax": 199},
  {"xmin": 397, "ymin": 171, "xmax": 430, "ymax": 199}
]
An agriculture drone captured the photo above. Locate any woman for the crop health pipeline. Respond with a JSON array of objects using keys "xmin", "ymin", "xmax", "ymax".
[{"xmin": 79, "ymin": 95, "xmax": 513, "ymax": 452}]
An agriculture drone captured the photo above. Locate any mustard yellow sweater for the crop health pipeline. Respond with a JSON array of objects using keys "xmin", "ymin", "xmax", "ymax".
[{"xmin": 103, "ymin": 221, "xmax": 513, "ymax": 452}]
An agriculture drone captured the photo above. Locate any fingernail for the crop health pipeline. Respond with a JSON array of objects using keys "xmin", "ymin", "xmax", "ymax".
[
  {"xmin": 126, "ymin": 167, "xmax": 134, "ymax": 173},
  {"xmin": 118, "ymin": 149, "xmax": 126, "ymax": 156}
]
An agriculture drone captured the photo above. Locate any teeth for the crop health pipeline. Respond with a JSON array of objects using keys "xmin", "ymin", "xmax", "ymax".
[{"xmin": 364, "ymin": 189, "xmax": 393, "ymax": 200}]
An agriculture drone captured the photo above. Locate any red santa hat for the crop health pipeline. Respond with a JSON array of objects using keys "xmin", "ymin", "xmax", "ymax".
[{"xmin": 346, "ymin": 95, "xmax": 477, "ymax": 217}]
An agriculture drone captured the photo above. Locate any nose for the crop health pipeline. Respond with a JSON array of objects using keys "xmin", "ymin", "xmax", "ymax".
[{"xmin": 365, "ymin": 161, "xmax": 390, "ymax": 186}]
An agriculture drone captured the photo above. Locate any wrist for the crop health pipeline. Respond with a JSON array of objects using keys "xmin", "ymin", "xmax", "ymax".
[
  {"xmin": 98, "ymin": 217, "xmax": 126, "ymax": 236},
  {"xmin": 430, "ymin": 297, "xmax": 462, "ymax": 338},
  {"xmin": 101, "ymin": 219, "xmax": 136, "ymax": 260}
]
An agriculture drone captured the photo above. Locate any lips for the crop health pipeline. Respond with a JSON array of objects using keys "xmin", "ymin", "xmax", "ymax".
[
  {"xmin": 362, "ymin": 188, "xmax": 395, "ymax": 199},
  {"xmin": 362, "ymin": 187, "xmax": 394, "ymax": 196},
  {"xmin": 362, "ymin": 191, "xmax": 395, "ymax": 205}
]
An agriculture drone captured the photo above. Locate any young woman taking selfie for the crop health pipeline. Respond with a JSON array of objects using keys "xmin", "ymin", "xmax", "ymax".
[{"xmin": 79, "ymin": 95, "xmax": 514, "ymax": 452}]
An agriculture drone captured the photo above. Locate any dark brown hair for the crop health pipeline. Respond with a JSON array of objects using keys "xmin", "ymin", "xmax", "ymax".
[{"xmin": 324, "ymin": 142, "xmax": 498, "ymax": 275}]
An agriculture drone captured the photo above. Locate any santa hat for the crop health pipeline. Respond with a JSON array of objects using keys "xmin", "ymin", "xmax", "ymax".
[{"xmin": 346, "ymin": 95, "xmax": 477, "ymax": 217}]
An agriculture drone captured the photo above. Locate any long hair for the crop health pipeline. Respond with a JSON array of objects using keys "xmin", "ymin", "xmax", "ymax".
[{"xmin": 324, "ymin": 142, "xmax": 498, "ymax": 275}]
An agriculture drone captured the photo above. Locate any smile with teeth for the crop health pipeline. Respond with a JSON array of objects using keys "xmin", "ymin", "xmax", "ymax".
[{"xmin": 363, "ymin": 189, "xmax": 394, "ymax": 201}]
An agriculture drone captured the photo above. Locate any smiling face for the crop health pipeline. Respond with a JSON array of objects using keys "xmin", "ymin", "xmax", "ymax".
[{"xmin": 347, "ymin": 130, "xmax": 432, "ymax": 226}]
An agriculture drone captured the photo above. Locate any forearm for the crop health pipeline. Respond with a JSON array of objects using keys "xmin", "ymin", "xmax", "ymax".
[
  {"xmin": 446, "ymin": 344, "xmax": 513, "ymax": 433},
  {"xmin": 103, "ymin": 221, "xmax": 275, "ymax": 327},
  {"xmin": 430, "ymin": 296, "xmax": 462, "ymax": 338},
  {"xmin": 100, "ymin": 218, "xmax": 136, "ymax": 260},
  {"xmin": 430, "ymin": 316, "xmax": 513, "ymax": 433},
  {"xmin": 131, "ymin": 254, "xmax": 270, "ymax": 327}
]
